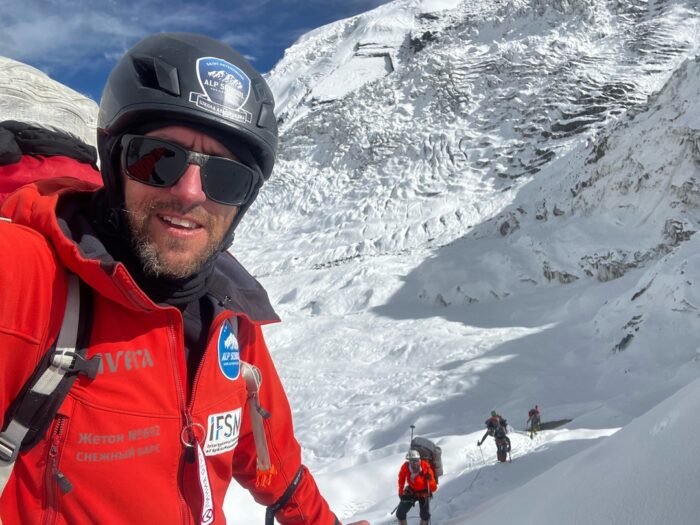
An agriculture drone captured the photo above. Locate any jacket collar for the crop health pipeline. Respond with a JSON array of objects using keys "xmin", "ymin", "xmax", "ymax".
[{"xmin": 2, "ymin": 180, "xmax": 280, "ymax": 323}]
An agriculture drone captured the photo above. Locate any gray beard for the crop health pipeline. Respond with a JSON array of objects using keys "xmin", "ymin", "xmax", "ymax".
[{"xmin": 125, "ymin": 208, "xmax": 221, "ymax": 279}]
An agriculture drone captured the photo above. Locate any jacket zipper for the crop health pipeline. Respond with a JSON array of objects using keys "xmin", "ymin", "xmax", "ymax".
[
  {"xmin": 177, "ymin": 313, "xmax": 234, "ymax": 525},
  {"xmin": 113, "ymin": 274, "xmax": 227, "ymax": 524},
  {"xmin": 188, "ymin": 312, "xmax": 231, "ymax": 406},
  {"xmin": 42, "ymin": 415, "xmax": 72, "ymax": 525},
  {"xmin": 114, "ymin": 275, "xmax": 192, "ymax": 524},
  {"xmin": 168, "ymin": 315, "xmax": 195, "ymax": 525}
]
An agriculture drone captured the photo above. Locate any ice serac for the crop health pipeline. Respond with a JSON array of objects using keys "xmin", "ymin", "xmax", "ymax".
[{"xmin": 244, "ymin": 0, "xmax": 700, "ymax": 283}]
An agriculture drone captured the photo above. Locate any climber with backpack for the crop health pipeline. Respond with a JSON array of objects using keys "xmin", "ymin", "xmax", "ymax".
[
  {"xmin": 492, "ymin": 425, "xmax": 511, "ymax": 462},
  {"xmin": 527, "ymin": 405, "xmax": 541, "ymax": 439},
  {"xmin": 396, "ymin": 449, "xmax": 438, "ymax": 525},
  {"xmin": 0, "ymin": 32, "xmax": 344, "ymax": 524},
  {"xmin": 477, "ymin": 410, "xmax": 511, "ymax": 462},
  {"xmin": 478, "ymin": 410, "xmax": 508, "ymax": 444}
]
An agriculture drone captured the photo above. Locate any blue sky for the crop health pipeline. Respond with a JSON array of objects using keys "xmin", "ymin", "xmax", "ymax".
[{"xmin": 0, "ymin": 0, "xmax": 391, "ymax": 101}]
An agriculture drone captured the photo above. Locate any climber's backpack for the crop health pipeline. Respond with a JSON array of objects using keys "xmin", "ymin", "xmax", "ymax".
[
  {"xmin": 410, "ymin": 437, "xmax": 443, "ymax": 484},
  {"xmin": 0, "ymin": 120, "xmax": 101, "ymax": 497},
  {"xmin": 0, "ymin": 119, "xmax": 100, "ymax": 203},
  {"xmin": 494, "ymin": 425, "xmax": 508, "ymax": 440}
]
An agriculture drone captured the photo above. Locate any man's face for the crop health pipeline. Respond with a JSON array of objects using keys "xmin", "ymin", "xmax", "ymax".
[{"xmin": 122, "ymin": 125, "xmax": 239, "ymax": 278}]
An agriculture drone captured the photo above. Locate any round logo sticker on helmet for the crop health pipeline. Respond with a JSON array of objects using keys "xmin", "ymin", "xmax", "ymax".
[
  {"xmin": 189, "ymin": 57, "xmax": 252, "ymax": 125},
  {"xmin": 217, "ymin": 319, "xmax": 240, "ymax": 380}
]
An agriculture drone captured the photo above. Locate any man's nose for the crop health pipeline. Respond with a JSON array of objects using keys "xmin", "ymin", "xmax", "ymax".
[{"xmin": 169, "ymin": 163, "xmax": 207, "ymax": 204}]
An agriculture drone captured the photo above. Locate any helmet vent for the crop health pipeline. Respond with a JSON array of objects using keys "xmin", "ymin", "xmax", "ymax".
[
  {"xmin": 131, "ymin": 54, "xmax": 181, "ymax": 97},
  {"xmin": 252, "ymin": 78, "xmax": 272, "ymax": 103},
  {"xmin": 257, "ymin": 103, "xmax": 276, "ymax": 130}
]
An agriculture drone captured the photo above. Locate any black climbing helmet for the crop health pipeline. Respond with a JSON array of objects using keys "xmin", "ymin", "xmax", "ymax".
[{"xmin": 96, "ymin": 32, "xmax": 278, "ymax": 243}]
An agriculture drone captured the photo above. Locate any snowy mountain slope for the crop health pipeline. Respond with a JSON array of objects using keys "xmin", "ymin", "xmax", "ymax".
[
  {"xmin": 240, "ymin": 0, "xmax": 700, "ymax": 277},
  {"xmin": 400, "ymin": 53, "xmax": 700, "ymax": 308},
  {"xmin": 449, "ymin": 374, "xmax": 700, "ymax": 525},
  {"xmin": 386, "ymin": 55, "xmax": 700, "ymax": 420},
  {"xmin": 229, "ymin": 1, "xmax": 700, "ymax": 523}
]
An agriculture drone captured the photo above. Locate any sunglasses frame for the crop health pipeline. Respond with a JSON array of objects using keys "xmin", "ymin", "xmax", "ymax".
[{"xmin": 120, "ymin": 133, "xmax": 259, "ymax": 206}]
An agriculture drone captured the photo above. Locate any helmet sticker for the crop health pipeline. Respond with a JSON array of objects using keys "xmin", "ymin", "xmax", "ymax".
[
  {"xmin": 217, "ymin": 319, "xmax": 240, "ymax": 380},
  {"xmin": 189, "ymin": 57, "xmax": 252, "ymax": 124}
]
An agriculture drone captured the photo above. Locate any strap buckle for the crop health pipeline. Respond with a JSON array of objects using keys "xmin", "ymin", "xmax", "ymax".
[
  {"xmin": 0, "ymin": 432, "xmax": 20, "ymax": 464},
  {"xmin": 69, "ymin": 353, "xmax": 101, "ymax": 380},
  {"xmin": 54, "ymin": 350, "xmax": 102, "ymax": 380}
]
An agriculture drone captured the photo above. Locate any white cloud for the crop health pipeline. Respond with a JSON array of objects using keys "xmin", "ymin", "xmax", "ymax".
[{"xmin": 0, "ymin": 0, "xmax": 270, "ymax": 69}]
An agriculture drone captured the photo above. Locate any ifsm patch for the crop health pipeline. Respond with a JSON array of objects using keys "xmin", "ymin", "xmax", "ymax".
[
  {"xmin": 204, "ymin": 408, "xmax": 242, "ymax": 456},
  {"xmin": 217, "ymin": 319, "xmax": 240, "ymax": 380},
  {"xmin": 189, "ymin": 56, "xmax": 252, "ymax": 125}
]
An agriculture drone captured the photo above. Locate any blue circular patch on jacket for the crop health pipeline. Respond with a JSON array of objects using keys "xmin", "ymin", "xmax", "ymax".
[{"xmin": 218, "ymin": 320, "xmax": 240, "ymax": 380}]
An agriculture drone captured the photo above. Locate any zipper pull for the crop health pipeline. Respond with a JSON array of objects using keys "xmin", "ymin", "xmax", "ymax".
[
  {"xmin": 185, "ymin": 445, "xmax": 196, "ymax": 464},
  {"xmin": 55, "ymin": 471, "xmax": 73, "ymax": 494},
  {"xmin": 181, "ymin": 414, "xmax": 203, "ymax": 464}
]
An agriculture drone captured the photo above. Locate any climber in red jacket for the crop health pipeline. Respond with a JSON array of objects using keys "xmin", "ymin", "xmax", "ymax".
[
  {"xmin": 0, "ymin": 32, "xmax": 341, "ymax": 525},
  {"xmin": 396, "ymin": 449, "xmax": 437, "ymax": 525}
]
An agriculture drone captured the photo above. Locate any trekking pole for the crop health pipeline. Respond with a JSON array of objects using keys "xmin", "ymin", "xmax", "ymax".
[
  {"xmin": 467, "ymin": 443, "xmax": 486, "ymax": 490},
  {"xmin": 410, "ymin": 424, "xmax": 415, "ymax": 442},
  {"xmin": 427, "ymin": 485, "xmax": 433, "ymax": 525}
]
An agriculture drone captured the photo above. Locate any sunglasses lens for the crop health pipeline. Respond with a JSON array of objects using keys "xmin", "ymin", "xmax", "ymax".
[
  {"xmin": 201, "ymin": 158, "xmax": 255, "ymax": 206},
  {"xmin": 124, "ymin": 137, "xmax": 187, "ymax": 187},
  {"xmin": 123, "ymin": 135, "xmax": 257, "ymax": 206}
]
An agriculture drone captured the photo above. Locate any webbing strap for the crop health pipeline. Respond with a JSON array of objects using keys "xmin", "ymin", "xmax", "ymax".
[
  {"xmin": 33, "ymin": 275, "xmax": 81, "ymax": 395},
  {"xmin": 0, "ymin": 427, "xmax": 30, "ymax": 493},
  {"xmin": 0, "ymin": 274, "xmax": 81, "ymax": 496},
  {"xmin": 265, "ymin": 465, "xmax": 304, "ymax": 525}
]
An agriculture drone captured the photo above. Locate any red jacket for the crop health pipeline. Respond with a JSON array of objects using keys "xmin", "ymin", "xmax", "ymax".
[
  {"xmin": 398, "ymin": 460, "xmax": 437, "ymax": 497},
  {"xmin": 0, "ymin": 180, "xmax": 338, "ymax": 524}
]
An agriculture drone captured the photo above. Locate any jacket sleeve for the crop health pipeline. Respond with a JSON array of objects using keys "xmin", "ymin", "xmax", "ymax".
[
  {"xmin": 398, "ymin": 463, "xmax": 408, "ymax": 495},
  {"xmin": 0, "ymin": 221, "xmax": 67, "ymax": 421},
  {"xmin": 233, "ymin": 321, "xmax": 338, "ymax": 524}
]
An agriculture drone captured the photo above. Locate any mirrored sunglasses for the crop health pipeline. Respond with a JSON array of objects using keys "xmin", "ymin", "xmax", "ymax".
[{"xmin": 120, "ymin": 134, "xmax": 259, "ymax": 206}]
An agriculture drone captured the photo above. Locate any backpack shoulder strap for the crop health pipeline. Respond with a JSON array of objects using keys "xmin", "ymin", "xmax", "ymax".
[{"xmin": 0, "ymin": 274, "xmax": 98, "ymax": 496}]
